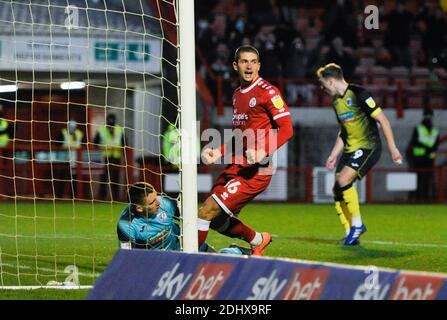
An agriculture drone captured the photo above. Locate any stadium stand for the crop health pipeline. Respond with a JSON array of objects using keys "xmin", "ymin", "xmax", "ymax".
[{"xmin": 195, "ymin": 0, "xmax": 447, "ymax": 111}]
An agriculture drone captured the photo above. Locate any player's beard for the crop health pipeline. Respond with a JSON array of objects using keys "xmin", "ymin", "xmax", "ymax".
[
  {"xmin": 143, "ymin": 207, "xmax": 157, "ymax": 217},
  {"xmin": 241, "ymin": 73, "xmax": 256, "ymax": 86}
]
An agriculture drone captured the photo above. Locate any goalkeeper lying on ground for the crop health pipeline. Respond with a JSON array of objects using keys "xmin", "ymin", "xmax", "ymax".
[{"xmin": 117, "ymin": 182, "xmax": 251, "ymax": 255}]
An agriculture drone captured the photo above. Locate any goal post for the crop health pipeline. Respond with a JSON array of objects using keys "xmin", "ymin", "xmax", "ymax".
[
  {"xmin": 0, "ymin": 0, "xmax": 198, "ymax": 289},
  {"xmin": 178, "ymin": 0, "xmax": 198, "ymax": 253}
]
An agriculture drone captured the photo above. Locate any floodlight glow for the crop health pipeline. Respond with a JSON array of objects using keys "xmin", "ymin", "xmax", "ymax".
[
  {"xmin": 60, "ymin": 81, "xmax": 85, "ymax": 90},
  {"xmin": 0, "ymin": 85, "xmax": 18, "ymax": 93}
]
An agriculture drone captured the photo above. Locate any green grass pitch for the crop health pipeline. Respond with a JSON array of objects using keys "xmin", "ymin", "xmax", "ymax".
[{"xmin": 0, "ymin": 202, "xmax": 446, "ymax": 299}]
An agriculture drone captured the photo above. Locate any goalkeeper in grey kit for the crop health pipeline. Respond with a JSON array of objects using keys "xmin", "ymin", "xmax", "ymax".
[{"xmin": 117, "ymin": 182, "xmax": 251, "ymax": 255}]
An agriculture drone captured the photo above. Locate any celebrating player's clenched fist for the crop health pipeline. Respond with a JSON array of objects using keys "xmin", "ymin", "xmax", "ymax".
[
  {"xmin": 245, "ymin": 148, "xmax": 266, "ymax": 164},
  {"xmin": 201, "ymin": 147, "xmax": 222, "ymax": 165}
]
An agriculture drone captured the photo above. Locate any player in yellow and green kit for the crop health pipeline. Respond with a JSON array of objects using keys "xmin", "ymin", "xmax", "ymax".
[{"xmin": 317, "ymin": 63, "xmax": 403, "ymax": 245}]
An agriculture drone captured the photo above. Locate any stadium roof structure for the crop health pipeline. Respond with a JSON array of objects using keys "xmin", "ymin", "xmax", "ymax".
[{"xmin": 0, "ymin": 0, "xmax": 162, "ymax": 38}]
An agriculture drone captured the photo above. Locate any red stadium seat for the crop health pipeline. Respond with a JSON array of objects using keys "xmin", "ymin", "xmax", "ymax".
[
  {"xmin": 359, "ymin": 57, "xmax": 375, "ymax": 68},
  {"xmin": 434, "ymin": 67, "xmax": 447, "ymax": 79},
  {"xmin": 410, "ymin": 67, "xmax": 430, "ymax": 87},
  {"xmin": 411, "ymin": 67, "xmax": 430, "ymax": 78},
  {"xmin": 354, "ymin": 65, "xmax": 370, "ymax": 84},
  {"xmin": 371, "ymin": 66, "xmax": 389, "ymax": 86},
  {"xmin": 356, "ymin": 46, "xmax": 375, "ymax": 58},
  {"xmin": 428, "ymin": 95, "xmax": 445, "ymax": 109},
  {"xmin": 404, "ymin": 85, "xmax": 426, "ymax": 108},
  {"xmin": 391, "ymin": 66, "xmax": 411, "ymax": 86}
]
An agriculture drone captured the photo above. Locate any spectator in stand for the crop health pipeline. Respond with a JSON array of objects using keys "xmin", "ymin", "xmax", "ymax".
[
  {"xmin": 253, "ymin": 24, "xmax": 280, "ymax": 80},
  {"xmin": 94, "ymin": 113, "xmax": 126, "ymax": 202},
  {"xmin": 416, "ymin": 3, "xmax": 447, "ymax": 68},
  {"xmin": 55, "ymin": 119, "xmax": 84, "ymax": 199},
  {"xmin": 197, "ymin": 13, "xmax": 229, "ymax": 65},
  {"xmin": 276, "ymin": 0, "xmax": 299, "ymax": 25},
  {"xmin": 384, "ymin": 1, "xmax": 414, "ymax": 69},
  {"xmin": 246, "ymin": 0, "xmax": 281, "ymax": 26},
  {"xmin": 307, "ymin": 41, "xmax": 330, "ymax": 79},
  {"xmin": 0, "ymin": 104, "xmax": 14, "ymax": 166},
  {"xmin": 227, "ymin": 14, "xmax": 246, "ymax": 47},
  {"xmin": 0, "ymin": 105, "xmax": 13, "ymax": 151},
  {"xmin": 373, "ymin": 45, "xmax": 393, "ymax": 68},
  {"xmin": 406, "ymin": 108, "xmax": 440, "ymax": 201},
  {"xmin": 210, "ymin": 42, "xmax": 233, "ymax": 101},
  {"xmin": 211, "ymin": 42, "xmax": 232, "ymax": 75},
  {"xmin": 324, "ymin": 37, "xmax": 358, "ymax": 80},
  {"xmin": 322, "ymin": 0, "xmax": 358, "ymax": 48},
  {"xmin": 283, "ymin": 34, "xmax": 314, "ymax": 104}
]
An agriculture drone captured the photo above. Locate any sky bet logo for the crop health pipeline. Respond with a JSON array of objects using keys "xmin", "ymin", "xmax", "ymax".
[
  {"xmin": 247, "ymin": 268, "xmax": 330, "ymax": 300},
  {"xmin": 282, "ymin": 268, "xmax": 330, "ymax": 300},
  {"xmin": 181, "ymin": 263, "xmax": 234, "ymax": 300},
  {"xmin": 151, "ymin": 263, "xmax": 233, "ymax": 300},
  {"xmin": 353, "ymin": 272, "xmax": 445, "ymax": 300},
  {"xmin": 389, "ymin": 274, "xmax": 444, "ymax": 300}
]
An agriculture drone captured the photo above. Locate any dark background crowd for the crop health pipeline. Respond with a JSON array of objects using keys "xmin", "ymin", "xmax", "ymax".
[{"xmin": 194, "ymin": 0, "xmax": 447, "ymax": 105}]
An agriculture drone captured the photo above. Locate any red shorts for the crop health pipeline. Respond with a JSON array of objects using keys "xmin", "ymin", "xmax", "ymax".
[{"xmin": 210, "ymin": 164, "xmax": 272, "ymax": 216}]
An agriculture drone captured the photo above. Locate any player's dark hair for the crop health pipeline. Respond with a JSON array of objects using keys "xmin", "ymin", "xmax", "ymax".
[
  {"xmin": 128, "ymin": 182, "xmax": 155, "ymax": 207},
  {"xmin": 234, "ymin": 45, "xmax": 260, "ymax": 62},
  {"xmin": 316, "ymin": 63, "xmax": 344, "ymax": 80}
]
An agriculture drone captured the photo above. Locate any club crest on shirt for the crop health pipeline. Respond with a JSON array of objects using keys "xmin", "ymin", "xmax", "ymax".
[
  {"xmin": 271, "ymin": 95, "xmax": 284, "ymax": 109},
  {"xmin": 249, "ymin": 97, "xmax": 257, "ymax": 108},
  {"xmin": 346, "ymin": 97, "xmax": 352, "ymax": 106},
  {"xmin": 365, "ymin": 97, "xmax": 376, "ymax": 108},
  {"xmin": 158, "ymin": 211, "xmax": 167, "ymax": 220}
]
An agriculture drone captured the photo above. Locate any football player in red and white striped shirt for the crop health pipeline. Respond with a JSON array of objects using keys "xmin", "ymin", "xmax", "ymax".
[{"xmin": 198, "ymin": 45, "xmax": 294, "ymax": 256}]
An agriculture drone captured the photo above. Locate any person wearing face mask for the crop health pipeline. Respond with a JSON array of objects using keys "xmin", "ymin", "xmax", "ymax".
[
  {"xmin": 94, "ymin": 113, "xmax": 126, "ymax": 201},
  {"xmin": 407, "ymin": 108, "xmax": 440, "ymax": 201},
  {"xmin": 56, "ymin": 119, "xmax": 84, "ymax": 199}
]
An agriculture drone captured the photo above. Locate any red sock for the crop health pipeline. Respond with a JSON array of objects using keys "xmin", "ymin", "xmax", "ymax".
[
  {"xmin": 197, "ymin": 218, "xmax": 211, "ymax": 247},
  {"xmin": 219, "ymin": 217, "xmax": 256, "ymax": 243},
  {"xmin": 198, "ymin": 230, "xmax": 209, "ymax": 247}
]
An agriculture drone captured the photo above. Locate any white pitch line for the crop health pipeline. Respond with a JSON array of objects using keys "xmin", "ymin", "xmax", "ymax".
[
  {"xmin": 361, "ymin": 239, "xmax": 447, "ymax": 249},
  {"xmin": 0, "ymin": 285, "xmax": 92, "ymax": 290},
  {"xmin": 0, "ymin": 262, "xmax": 100, "ymax": 278},
  {"xmin": 272, "ymin": 234, "xmax": 447, "ymax": 249},
  {"xmin": 0, "ymin": 233, "xmax": 115, "ymax": 240}
]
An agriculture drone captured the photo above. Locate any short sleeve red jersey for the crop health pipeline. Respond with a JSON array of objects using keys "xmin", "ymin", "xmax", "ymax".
[{"xmin": 226, "ymin": 77, "xmax": 292, "ymax": 164}]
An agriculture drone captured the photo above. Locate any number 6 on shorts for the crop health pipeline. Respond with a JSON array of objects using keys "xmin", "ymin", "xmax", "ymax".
[{"xmin": 225, "ymin": 180, "xmax": 241, "ymax": 194}]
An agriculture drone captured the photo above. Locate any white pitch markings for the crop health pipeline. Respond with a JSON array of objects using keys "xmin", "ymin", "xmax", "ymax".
[
  {"xmin": 272, "ymin": 234, "xmax": 447, "ymax": 249},
  {"xmin": 0, "ymin": 262, "xmax": 100, "ymax": 278}
]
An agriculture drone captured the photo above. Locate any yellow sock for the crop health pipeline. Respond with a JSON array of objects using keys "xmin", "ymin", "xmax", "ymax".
[
  {"xmin": 335, "ymin": 201, "xmax": 350, "ymax": 235},
  {"xmin": 342, "ymin": 185, "xmax": 362, "ymax": 227},
  {"xmin": 340, "ymin": 201, "xmax": 352, "ymax": 227}
]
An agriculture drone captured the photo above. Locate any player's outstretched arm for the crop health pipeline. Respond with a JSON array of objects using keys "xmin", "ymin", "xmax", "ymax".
[
  {"xmin": 326, "ymin": 135, "xmax": 344, "ymax": 170},
  {"xmin": 374, "ymin": 111, "xmax": 403, "ymax": 165}
]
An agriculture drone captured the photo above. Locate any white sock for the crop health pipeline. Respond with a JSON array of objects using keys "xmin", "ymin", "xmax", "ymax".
[
  {"xmin": 352, "ymin": 216, "xmax": 362, "ymax": 228},
  {"xmin": 197, "ymin": 218, "xmax": 211, "ymax": 231},
  {"xmin": 250, "ymin": 232, "xmax": 263, "ymax": 246}
]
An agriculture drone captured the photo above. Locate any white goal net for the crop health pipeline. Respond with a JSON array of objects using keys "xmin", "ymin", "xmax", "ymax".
[{"xmin": 0, "ymin": 0, "xmax": 196, "ymax": 289}]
